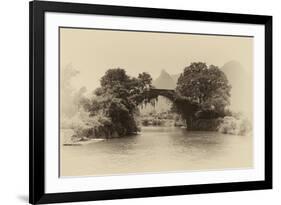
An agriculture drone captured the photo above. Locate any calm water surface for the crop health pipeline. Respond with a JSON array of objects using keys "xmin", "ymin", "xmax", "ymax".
[{"xmin": 61, "ymin": 127, "xmax": 252, "ymax": 176}]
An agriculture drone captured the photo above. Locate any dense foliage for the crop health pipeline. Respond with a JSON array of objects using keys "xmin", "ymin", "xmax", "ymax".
[
  {"xmin": 174, "ymin": 62, "xmax": 231, "ymax": 129},
  {"xmin": 79, "ymin": 68, "xmax": 155, "ymax": 138},
  {"xmin": 72, "ymin": 63, "xmax": 245, "ymax": 138}
]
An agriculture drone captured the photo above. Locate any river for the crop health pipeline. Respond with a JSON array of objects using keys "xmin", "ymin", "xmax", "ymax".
[{"xmin": 60, "ymin": 126, "xmax": 252, "ymax": 177}]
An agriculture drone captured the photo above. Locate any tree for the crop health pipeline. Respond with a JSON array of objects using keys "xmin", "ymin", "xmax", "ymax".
[
  {"xmin": 81, "ymin": 68, "xmax": 154, "ymax": 137},
  {"xmin": 137, "ymin": 72, "xmax": 153, "ymax": 89},
  {"xmin": 100, "ymin": 68, "xmax": 130, "ymax": 89},
  {"xmin": 174, "ymin": 62, "xmax": 231, "ymax": 128}
]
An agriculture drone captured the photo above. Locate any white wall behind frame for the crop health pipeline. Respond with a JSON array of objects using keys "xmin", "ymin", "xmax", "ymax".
[{"xmin": 0, "ymin": 0, "xmax": 279, "ymax": 205}]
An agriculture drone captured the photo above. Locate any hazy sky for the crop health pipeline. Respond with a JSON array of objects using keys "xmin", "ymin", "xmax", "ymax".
[{"xmin": 60, "ymin": 27, "xmax": 253, "ymax": 91}]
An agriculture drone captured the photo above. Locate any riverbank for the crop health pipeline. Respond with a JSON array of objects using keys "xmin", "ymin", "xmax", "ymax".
[{"xmin": 61, "ymin": 128, "xmax": 104, "ymax": 146}]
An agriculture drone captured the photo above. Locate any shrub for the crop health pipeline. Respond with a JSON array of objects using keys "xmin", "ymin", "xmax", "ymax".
[
  {"xmin": 186, "ymin": 118, "xmax": 223, "ymax": 131},
  {"xmin": 142, "ymin": 118, "xmax": 149, "ymax": 126},
  {"xmin": 217, "ymin": 116, "xmax": 251, "ymax": 136}
]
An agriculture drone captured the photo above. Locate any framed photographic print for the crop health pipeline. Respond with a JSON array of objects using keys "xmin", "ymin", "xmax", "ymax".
[{"xmin": 29, "ymin": 0, "xmax": 272, "ymax": 204}]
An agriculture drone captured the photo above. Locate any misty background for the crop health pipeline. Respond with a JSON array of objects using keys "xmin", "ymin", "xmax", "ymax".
[{"xmin": 60, "ymin": 28, "xmax": 253, "ymax": 120}]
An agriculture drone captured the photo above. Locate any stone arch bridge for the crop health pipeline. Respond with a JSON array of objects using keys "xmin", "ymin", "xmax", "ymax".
[
  {"xmin": 142, "ymin": 88, "xmax": 199, "ymax": 117},
  {"xmin": 144, "ymin": 88, "xmax": 176, "ymax": 102}
]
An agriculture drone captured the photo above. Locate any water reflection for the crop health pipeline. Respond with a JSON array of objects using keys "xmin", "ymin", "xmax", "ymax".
[{"xmin": 61, "ymin": 126, "xmax": 252, "ymax": 177}]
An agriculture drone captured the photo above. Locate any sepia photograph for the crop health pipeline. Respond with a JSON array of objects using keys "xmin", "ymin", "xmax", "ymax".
[{"xmin": 59, "ymin": 27, "xmax": 253, "ymax": 177}]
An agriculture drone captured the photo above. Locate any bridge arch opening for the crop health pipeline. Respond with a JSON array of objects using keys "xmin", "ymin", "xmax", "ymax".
[{"xmin": 138, "ymin": 89, "xmax": 185, "ymax": 127}]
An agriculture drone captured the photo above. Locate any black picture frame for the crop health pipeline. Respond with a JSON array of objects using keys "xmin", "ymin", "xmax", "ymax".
[{"xmin": 29, "ymin": 0, "xmax": 272, "ymax": 204}]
